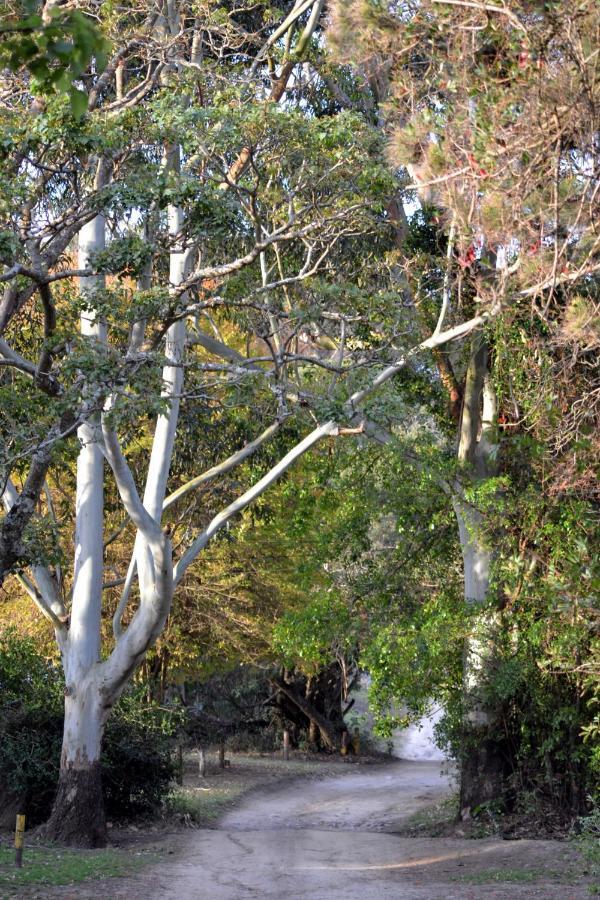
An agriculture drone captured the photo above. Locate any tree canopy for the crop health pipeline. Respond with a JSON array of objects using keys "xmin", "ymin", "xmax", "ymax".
[{"xmin": 0, "ymin": 0, "xmax": 598, "ymax": 845}]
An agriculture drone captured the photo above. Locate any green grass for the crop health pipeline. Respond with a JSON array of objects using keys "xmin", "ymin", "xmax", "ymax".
[
  {"xmin": 165, "ymin": 785, "xmax": 241, "ymax": 824},
  {"xmin": 395, "ymin": 792, "xmax": 458, "ymax": 837},
  {"xmin": 0, "ymin": 844, "xmax": 146, "ymax": 893},
  {"xmin": 452, "ymin": 867, "xmax": 560, "ymax": 885}
]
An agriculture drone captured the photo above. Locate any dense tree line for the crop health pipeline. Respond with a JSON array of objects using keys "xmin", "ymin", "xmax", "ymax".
[{"xmin": 0, "ymin": 0, "xmax": 597, "ymax": 845}]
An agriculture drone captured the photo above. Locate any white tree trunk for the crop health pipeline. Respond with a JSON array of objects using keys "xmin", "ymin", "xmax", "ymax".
[
  {"xmin": 453, "ymin": 499, "xmax": 494, "ymax": 729},
  {"xmin": 142, "ymin": 200, "xmax": 188, "ymax": 521},
  {"xmin": 453, "ymin": 341, "xmax": 503, "ymax": 816},
  {"xmin": 68, "ymin": 213, "xmax": 106, "ymax": 679},
  {"xmin": 61, "ymin": 680, "xmax": 105, "ymax": 769},
  {"xmin": 45, "ymin": 677, "xmax": 108, "ymax": 847},
  {"xmin": 44, "ymin": 212, "xmax": 109, "ymax": 847}
]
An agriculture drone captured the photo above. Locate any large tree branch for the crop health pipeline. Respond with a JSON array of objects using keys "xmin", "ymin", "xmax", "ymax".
[
  {"xmin": 172, "ymin": 309, "xmax": 493, "ymax": 584},
  {"xmin": 101, "ymin": 410, "xmax": 174, "ymax": 695},
  {"xmin": 163, "ymin": 419, "xmax": 285, "ymax": 511},
  {"xmin": 173, "ymin": 419, "xmax": 340, "ymax": 585},
  {"xmin": 1, "ymin": 480, "xmax": 65, "ymax": 625},
  {"xmin": 270, "ymin": 676, "xmax": 338, "ymax": 750}
]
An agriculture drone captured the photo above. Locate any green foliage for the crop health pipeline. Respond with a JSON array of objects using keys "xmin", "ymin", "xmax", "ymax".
[
  {"xmin": 363, "ymin": 590, "xmax": 467, "ymax": 737},
  {"xmin": 102, "ymin": 688, "xmax": 181, "ymax": 818},
  {"xmin": 89, "ymin": 235, "xmax": 154, "ymax": 277},
  {"xmin": 0, "ymin": 229, "xmax": 20, "ymax": 265},
  {"xmin": 0, "ymin": 630, "xmax": 179, "ymax": 823},
  {"xmin": 0, "ymin": 3, "xmax": 109, "ymax": 117},
  {"xmin": 273, "ymin": 593, "xmax": 357, "ymax": 671},
  {"xmin": 424, "ymin": 477, "xmax": 600, "ymax": 818}
]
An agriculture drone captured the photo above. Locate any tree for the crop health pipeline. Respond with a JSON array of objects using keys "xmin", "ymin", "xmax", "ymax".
[
  {"xmin": 0, "ymin": 0, "xmax": 489, "ymax": 845},
  {"xmin": 0, "ymin": 0, "xmax": 109, "ymax": 116},
  {"xmin": 330, "ymin": 0, "xmax": 600, "ymax": 814}
]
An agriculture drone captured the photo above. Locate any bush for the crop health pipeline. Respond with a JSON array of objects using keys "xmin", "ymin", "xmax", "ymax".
[
  {"xmin": 102, "ymin": 689, "xmax": 180, "ymax": 819},
  {"xmin": 0, "ymin": 629, "xmax": 64, "ymax": 825},
  {"xmin": 0, "ymin": 707, "xmax": 63, "ymax": 826},
  {"xmin": 0, "ymin": 629, "xmax": 179, "ymax": 824}
]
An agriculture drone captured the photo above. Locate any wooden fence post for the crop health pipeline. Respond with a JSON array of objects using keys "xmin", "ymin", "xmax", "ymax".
[
  {"xmin": 341, "ymin": 730, "xmax": 350, "ymax": 756},
  {"xmin": 198, "ymin": 747, "xmax": 206, "ymax": 778},
  {"xmin": 15, "ymin": 814, "xmax": 25, "ymax": 868},
  {"xmin": 218, "ymin": 742, "xmax": 225, "ymax": 769}
]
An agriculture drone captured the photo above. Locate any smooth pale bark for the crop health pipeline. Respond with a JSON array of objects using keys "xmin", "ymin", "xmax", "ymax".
[
  {"xmin": 44, "ymin": 676, "xmax": 108, "ymax": 847},
  {"xmin": 143, "ymin": 201, "xmax": 188, "ymax": 521},
  {"xmin": 69, "ymin": 213, "xmax": 106, "ymax": 679},
  {"xmin": 44, "ymin": 213, "xmax": 108, "ymax": 846},
  {"xmin": 98, "ymin": 413, "xmax": 174, "ymax": 695},
  {"xmin": 48, "ymin": 32, "xmax": 186, "ymax": 841},
  {"xmin": 113, "ymin": 163, "xmax": 190, "ymax": 637},
  {"xmin": 62, "ymin": 682, "xmax": 105, "ymax": 769},
  {"xmin": 452, "ymin": 338, "xmax": 504, "ymax": 817}
]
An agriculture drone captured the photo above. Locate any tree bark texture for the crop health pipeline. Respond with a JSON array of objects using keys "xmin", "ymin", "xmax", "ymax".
[
  {"xmin": 453, "ymin": 336, "xmax": 504, "ymax": 815},
  {"xmin": 42, "ymin": 685, "xmax": 108, "ymax": 847}
]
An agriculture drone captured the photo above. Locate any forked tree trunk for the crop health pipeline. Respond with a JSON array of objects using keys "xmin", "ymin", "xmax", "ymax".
[
  {"xmin": 454, "ymin": 338, "xmax": 505, "ymax": 817},
  {"xmin": 42, "ymin": 682, "xmax": 109, "ymax": 847}
]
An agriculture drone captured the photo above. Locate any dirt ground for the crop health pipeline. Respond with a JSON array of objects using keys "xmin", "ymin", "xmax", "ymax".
[{"xmin": 26, "ymin": 756, "xmax": 593, "ymax": 900}]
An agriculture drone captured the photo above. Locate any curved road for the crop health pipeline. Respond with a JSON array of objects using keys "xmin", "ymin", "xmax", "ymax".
[{"xmin": 145, "ymin": 761, "xmax": 588, "ymax": 900}]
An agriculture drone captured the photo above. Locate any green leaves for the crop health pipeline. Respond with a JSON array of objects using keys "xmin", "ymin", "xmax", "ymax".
[
  {"xmin": 0, "ymin": 7, "xmax": 110, "ymax": 117},
  {"xmin": 0, "ymin": 229, "xmax": 20, "ymax": 266},
  {"xmin": 273, "ymin": 593, "xmax": 356, "ymax": 670},
  {"xmin": 89, "ymin": 235, "xmax": 154, "ymax": 278}
]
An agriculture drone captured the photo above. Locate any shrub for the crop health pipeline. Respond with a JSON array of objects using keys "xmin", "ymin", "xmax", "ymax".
[
  {"xmin": 0, "ymin": 629, "xmax": 179, "ymax": 824},
  {"xmin": 102, "ymin": 689, "xmax": 181, "ymax": 819},
  {"xmin": 0, "ymin": 706, "xmax": 63, "ymax": 826}
]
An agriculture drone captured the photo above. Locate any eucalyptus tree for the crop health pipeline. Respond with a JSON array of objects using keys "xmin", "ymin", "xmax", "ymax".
[
  {"xmin": 0, "ymin": 0, "xmax": 108, "ymax": 115},
  {"xmin": 330, "ymin": 0, "xmax": 600, "ymax": 813},
  {"xmin": 0, "ymin": 0, "xmax": 491, "ymax": 845}
]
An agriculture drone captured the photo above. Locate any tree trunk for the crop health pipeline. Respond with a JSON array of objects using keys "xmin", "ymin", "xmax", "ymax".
[
  {"xmin": 43, "ymin": 684, "xmax": 108, "ymax": 847},
  {"xmin": 453, "ymin": 338, "xmax": 505, "ymax": 817},
  {"xmin": 43, "ymin": 207, "xmax": 109, "ymax": 847},
  {"xmin": 459, "ymin": 735, "xmax": 507, "ymax": 818},
  {"xmin": 454, "ymin": 506, "xmax": 506, "ymax": 816},
  {"xmin": 272, "ymin": 677, "xmax": 340, "ymax": 751}
]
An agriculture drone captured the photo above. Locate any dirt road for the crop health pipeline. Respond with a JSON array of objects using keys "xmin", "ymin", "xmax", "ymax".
[{"xmin": 141, "ymin": 761, "xmax": 589, "ymax": 900}]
